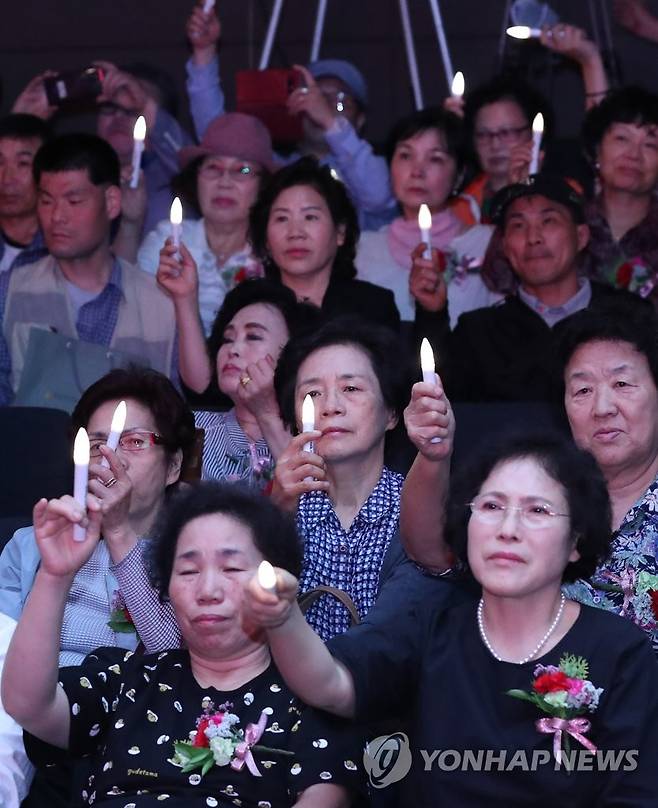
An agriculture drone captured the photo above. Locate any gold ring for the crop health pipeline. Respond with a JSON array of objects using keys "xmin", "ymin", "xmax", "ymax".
[
  {"xmin": 105, "ymin": 477, "xmax": 118, "ymax": 488},
  {"xmin": 240, "ymin": 375, "xmax": 251, "ymax": 387}
]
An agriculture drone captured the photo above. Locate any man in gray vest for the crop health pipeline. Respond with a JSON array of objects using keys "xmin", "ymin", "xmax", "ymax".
[{"xmin": 0, "ymin": 133, "xmax": 176, "ymax": 409}]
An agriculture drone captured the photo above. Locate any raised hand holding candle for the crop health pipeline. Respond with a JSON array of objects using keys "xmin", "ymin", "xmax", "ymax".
[
  {"xmin": 418, "ymin": 204, "xmax": 432, "ymax": 259},
  {"xmin": 73, "ymin": 428, "xmax": 90, "ymax": 541},
  {"xmin": 529, "ymin": 113, "xmax": 544, "ymax": 176},
  {"xmin": 302, "ymin": 394, "xmax": 315, "ymax": 453},
  {"xmin": 506, "ymin": 25, "xmax": 541, "ymax": 39},
  {"xmin": 100, "ymin": 400, "xmax": 127, "ymax": 469},
  {"xmin": 130, "ymin": 116, "xmax": 146, "ymax": 189},
  {"xmin": 420, "ymin": 338, "xmax": 442, "ymax": 443},
  {"xmin": 451, "ymin": 71, "xmax": 465, "ymax": 99},
  {"xmin": 257, "ymin": 560, "xmax": 277, "ymax": 594}
]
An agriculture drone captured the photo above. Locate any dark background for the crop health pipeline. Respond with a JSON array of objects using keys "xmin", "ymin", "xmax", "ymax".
[{"xmin": 0, "ymin": 0, "xmax": 656, "ymax": 146}]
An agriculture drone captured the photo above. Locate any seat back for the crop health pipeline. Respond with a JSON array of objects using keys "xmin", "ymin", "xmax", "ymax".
[{"xmin": 0, "ymin": 407, "xmax": 72, "ymax": 547}]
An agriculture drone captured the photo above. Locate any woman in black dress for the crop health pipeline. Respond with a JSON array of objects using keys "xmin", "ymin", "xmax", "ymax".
[
  {"xmin": 246, "ymin": 432, "xmax": 658, "ymax": 806},
  {"xmin": 2, "ymin": 483, "xmax": 363, "ymax": 807}
]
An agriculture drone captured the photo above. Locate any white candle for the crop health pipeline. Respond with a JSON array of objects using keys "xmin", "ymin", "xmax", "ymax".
[
  {"xmin": 302, "ymin": 394, "xmax": 315, "ymax": 453},
  {"xmin": 451, "ymin": 71, "xmax": 465, "ymax": 99},
  {"xmin": 130, "ymin": 116, "xmax": 146, "ymax": 189},
  {"xmin": 100, "ymin": 400, "xmax": 127, "ymax": 469},
  {"xmin": 420, "ymin": 338, "xmax": 436, "ymax": 385},
  {"xmin": 170, "ymin": 196, "xmax": 183, "ymax": 254},
  {"xmin": 420, "ymin": 338, "xmax": 441, "ymax": 443},
  {"xmin": 73, "ymin": 428, "xmax": 90, "ymax": 541},
  {"xmin": 506, "ymin": 25, "xmax": 541, "ymax": 39},
  {"xmin": 257, "ymin": 560, "xmax": 277, "ymax": 594},
  {"xmin": 529, "ymin": 113, "xmax": 544, "ymax": 176},
  {"xmin": 418, "ymin": 203, "xmax": 432, "ymax": 260},
  {"xmin": 202, "ymin": 0, "xmax": 215, "ymax": 12}
]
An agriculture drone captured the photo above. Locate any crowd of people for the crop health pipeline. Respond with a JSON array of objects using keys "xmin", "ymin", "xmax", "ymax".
[{"xmin": 0, "ymin": 2, "xmax": 657, "ymax": 806}]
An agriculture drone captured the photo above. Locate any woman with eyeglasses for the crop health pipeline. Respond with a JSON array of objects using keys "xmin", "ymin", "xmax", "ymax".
[
  {"xmin": 244, "ymin": 431, "xmax": 658, "ymax": 805},
  {"xmin": 0, "ymin": 367, "xmax": 196, "ymax": 661},
  {"xmin": 138, "ymin": 113, "xmax": 273, "ymax": 340},
  {"xmin": 355, "ymin": 107, "xmax": 501, "ymax": 329}
]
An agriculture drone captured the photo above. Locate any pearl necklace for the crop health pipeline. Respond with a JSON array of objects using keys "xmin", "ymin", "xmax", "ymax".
[{"xmin": 477, "ymin": 593, "xmax": 566, "ymax": 665}]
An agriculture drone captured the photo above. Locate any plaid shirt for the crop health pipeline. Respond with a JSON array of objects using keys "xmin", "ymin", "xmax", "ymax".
[
  {"xmin": 0, "ymin": 228, "xmax": 48, "ymax": 272},
  {"xmin": 298, "ymin": 466, "xmax": 403, "ymax": 641}
]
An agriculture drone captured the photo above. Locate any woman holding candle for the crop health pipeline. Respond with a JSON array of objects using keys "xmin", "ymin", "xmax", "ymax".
[
  {"xmin": 0, "ymin": 367, "xmax": 196, "ymax": 662},
  {"xmin": 2, "ymin": 483, "xmax": 363, "ymax": 808},
  {"xmin": 355, "ymin": 107, "xmax": 501, "ymax": 329},
  {"xmin": 138, "ymin": 113, "xmax": 273, "ymax": 338},
  {"xmin": 245, "ymin": 432, "xmax": 658, "ymax": 805},
  {"xmin": 269, "ymin": 317, "xmax": 410, "ymax": 640}
]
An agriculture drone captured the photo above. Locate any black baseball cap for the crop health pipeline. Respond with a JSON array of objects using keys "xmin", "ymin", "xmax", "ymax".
[{"xmin": 490, "ymin": 174, "xmax": 586, "ymax": 226}]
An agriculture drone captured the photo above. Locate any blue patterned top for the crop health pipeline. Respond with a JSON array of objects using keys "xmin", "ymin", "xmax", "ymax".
[
  {"xmin": 298, "ymin": 466, "xmax": 403, "ymax": 641},
  {"xmin": 565, "ymin": 474, "xmax": 658, "ymax": 655}
]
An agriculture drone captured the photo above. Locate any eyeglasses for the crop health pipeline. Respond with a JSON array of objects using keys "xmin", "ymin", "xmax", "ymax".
[
  {"xmin": 468, "ymin": 494, "xmax": 569, "ymax": 530},
  {"xmin": 198, "ymin": 163, "xmax": 262, "ymax": 183},
  {"xmin": 473, "ymin": 125, "xmax": 530, "ymax": 146},
  {"xmin": 89, "ymin": 430, "xmax": 164, "ymax": 459}
]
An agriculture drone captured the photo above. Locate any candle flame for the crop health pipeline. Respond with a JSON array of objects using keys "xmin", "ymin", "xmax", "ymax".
[
  {"xmin": 451, "ymin": 71, "xmax": 465, "ymax": 98},
  {"xmin": 110, "ymin": 400, "xmax": 127, "ymax": 435},
  {"xmin": 73, "ymin": 427, "xmax": 90, "ymax": 466},
  {"xmin": 170, "ymin": 196, "xmax": 183, "ymax": 225},
  {"xmin": 532, "ymin": 112, "xmax": 544, "ymax": 134},
  {"xmin": 418, "ymin": 203, "xmax": 432, "ymax": 231},
  {"xmin": 257, "ymin": 560, "xmax": 277, "ymax": 591},
  {"xmin": 506, "ymin": 25, "xmax": 539, "ymax": 39},
  {"xmin": 420, "ymin": 338, "xmax": 435, "ymax": 375},
  {"xmin": 302, "ymin": 394, "xmax": 315, "ymax": 431},
  {"xmin": 133, "ymin": 115, "xmax": 146, "ymax": 141}
]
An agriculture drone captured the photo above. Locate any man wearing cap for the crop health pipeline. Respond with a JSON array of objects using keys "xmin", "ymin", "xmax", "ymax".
[
  {"xmin": 184, "ymin": 4, "xmax": 395, "ymax": 230},
  {"xmin": 419, "ymin": 174, "xmax": 649, "ymax": 402}
]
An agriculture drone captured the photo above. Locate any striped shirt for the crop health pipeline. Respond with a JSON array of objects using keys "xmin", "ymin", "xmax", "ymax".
[
  {"xmin": 194, "ymin": 408, "xmax": 273, "ymax": 486},
  {"xmin": 61, "ymin": 539, "xmax": 138, "ymax": 666},
  {"xmin": 298, "ymin": 466, "xmax": 404, "ymax": 641}
]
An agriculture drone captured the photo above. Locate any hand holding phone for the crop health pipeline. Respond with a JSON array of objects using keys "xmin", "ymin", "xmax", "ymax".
[{"xmin": 43, "ymin": 67, "xmax": 104, "ymax": 107}]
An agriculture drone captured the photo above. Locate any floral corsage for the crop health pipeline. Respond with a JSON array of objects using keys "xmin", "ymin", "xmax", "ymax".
[
  {"xmin": 172, "ymin": 700, "xmax": 291, "ymax": 778},
  {"xmin": 107, "ymin": 591, "xmax": 136, "ymax": 634},
  {"xmin": 507, "ymin": 653, "xmax": 603, "ymax": 764}
]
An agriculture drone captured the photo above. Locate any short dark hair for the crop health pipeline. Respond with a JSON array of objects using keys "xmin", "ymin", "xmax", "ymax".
[
  {"xmin": 250, "ymin": 156, "xmax": 359, "ymax": 283},
  {"xmin": 71, "ymin": 367, "xmax": 196, "ymax": 469},
  {"xmin": 274, "ymin": 316, "xmax": 411, "ymax": 432},
  {"xmin": 582, "ymin": 86, "xmax": 658, "ymax": 165},
  {"xmin": 33, "ymin": 132, "xmax": 120, "ymax": 186},
  {"xmin": 0, "ymin": 113, "xmax": 52, "ymax": 145},
  {"xmin": 445, "ymin": 432, "xmax": 612, "ymax": 583},
  {"xmin": 556, "ymin": 299, "xmax": 658, "ymax": 393},
  {"xmin": 149, "ymin": 481, "xmax": 303, "ymax": 600},
  {"xmin": 207, "ymin": 278, "xmax": 321, "ymax": 361},
  {"xmin": 385, "ymin": 106, "xmax": 466, "ymax": 176}
]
